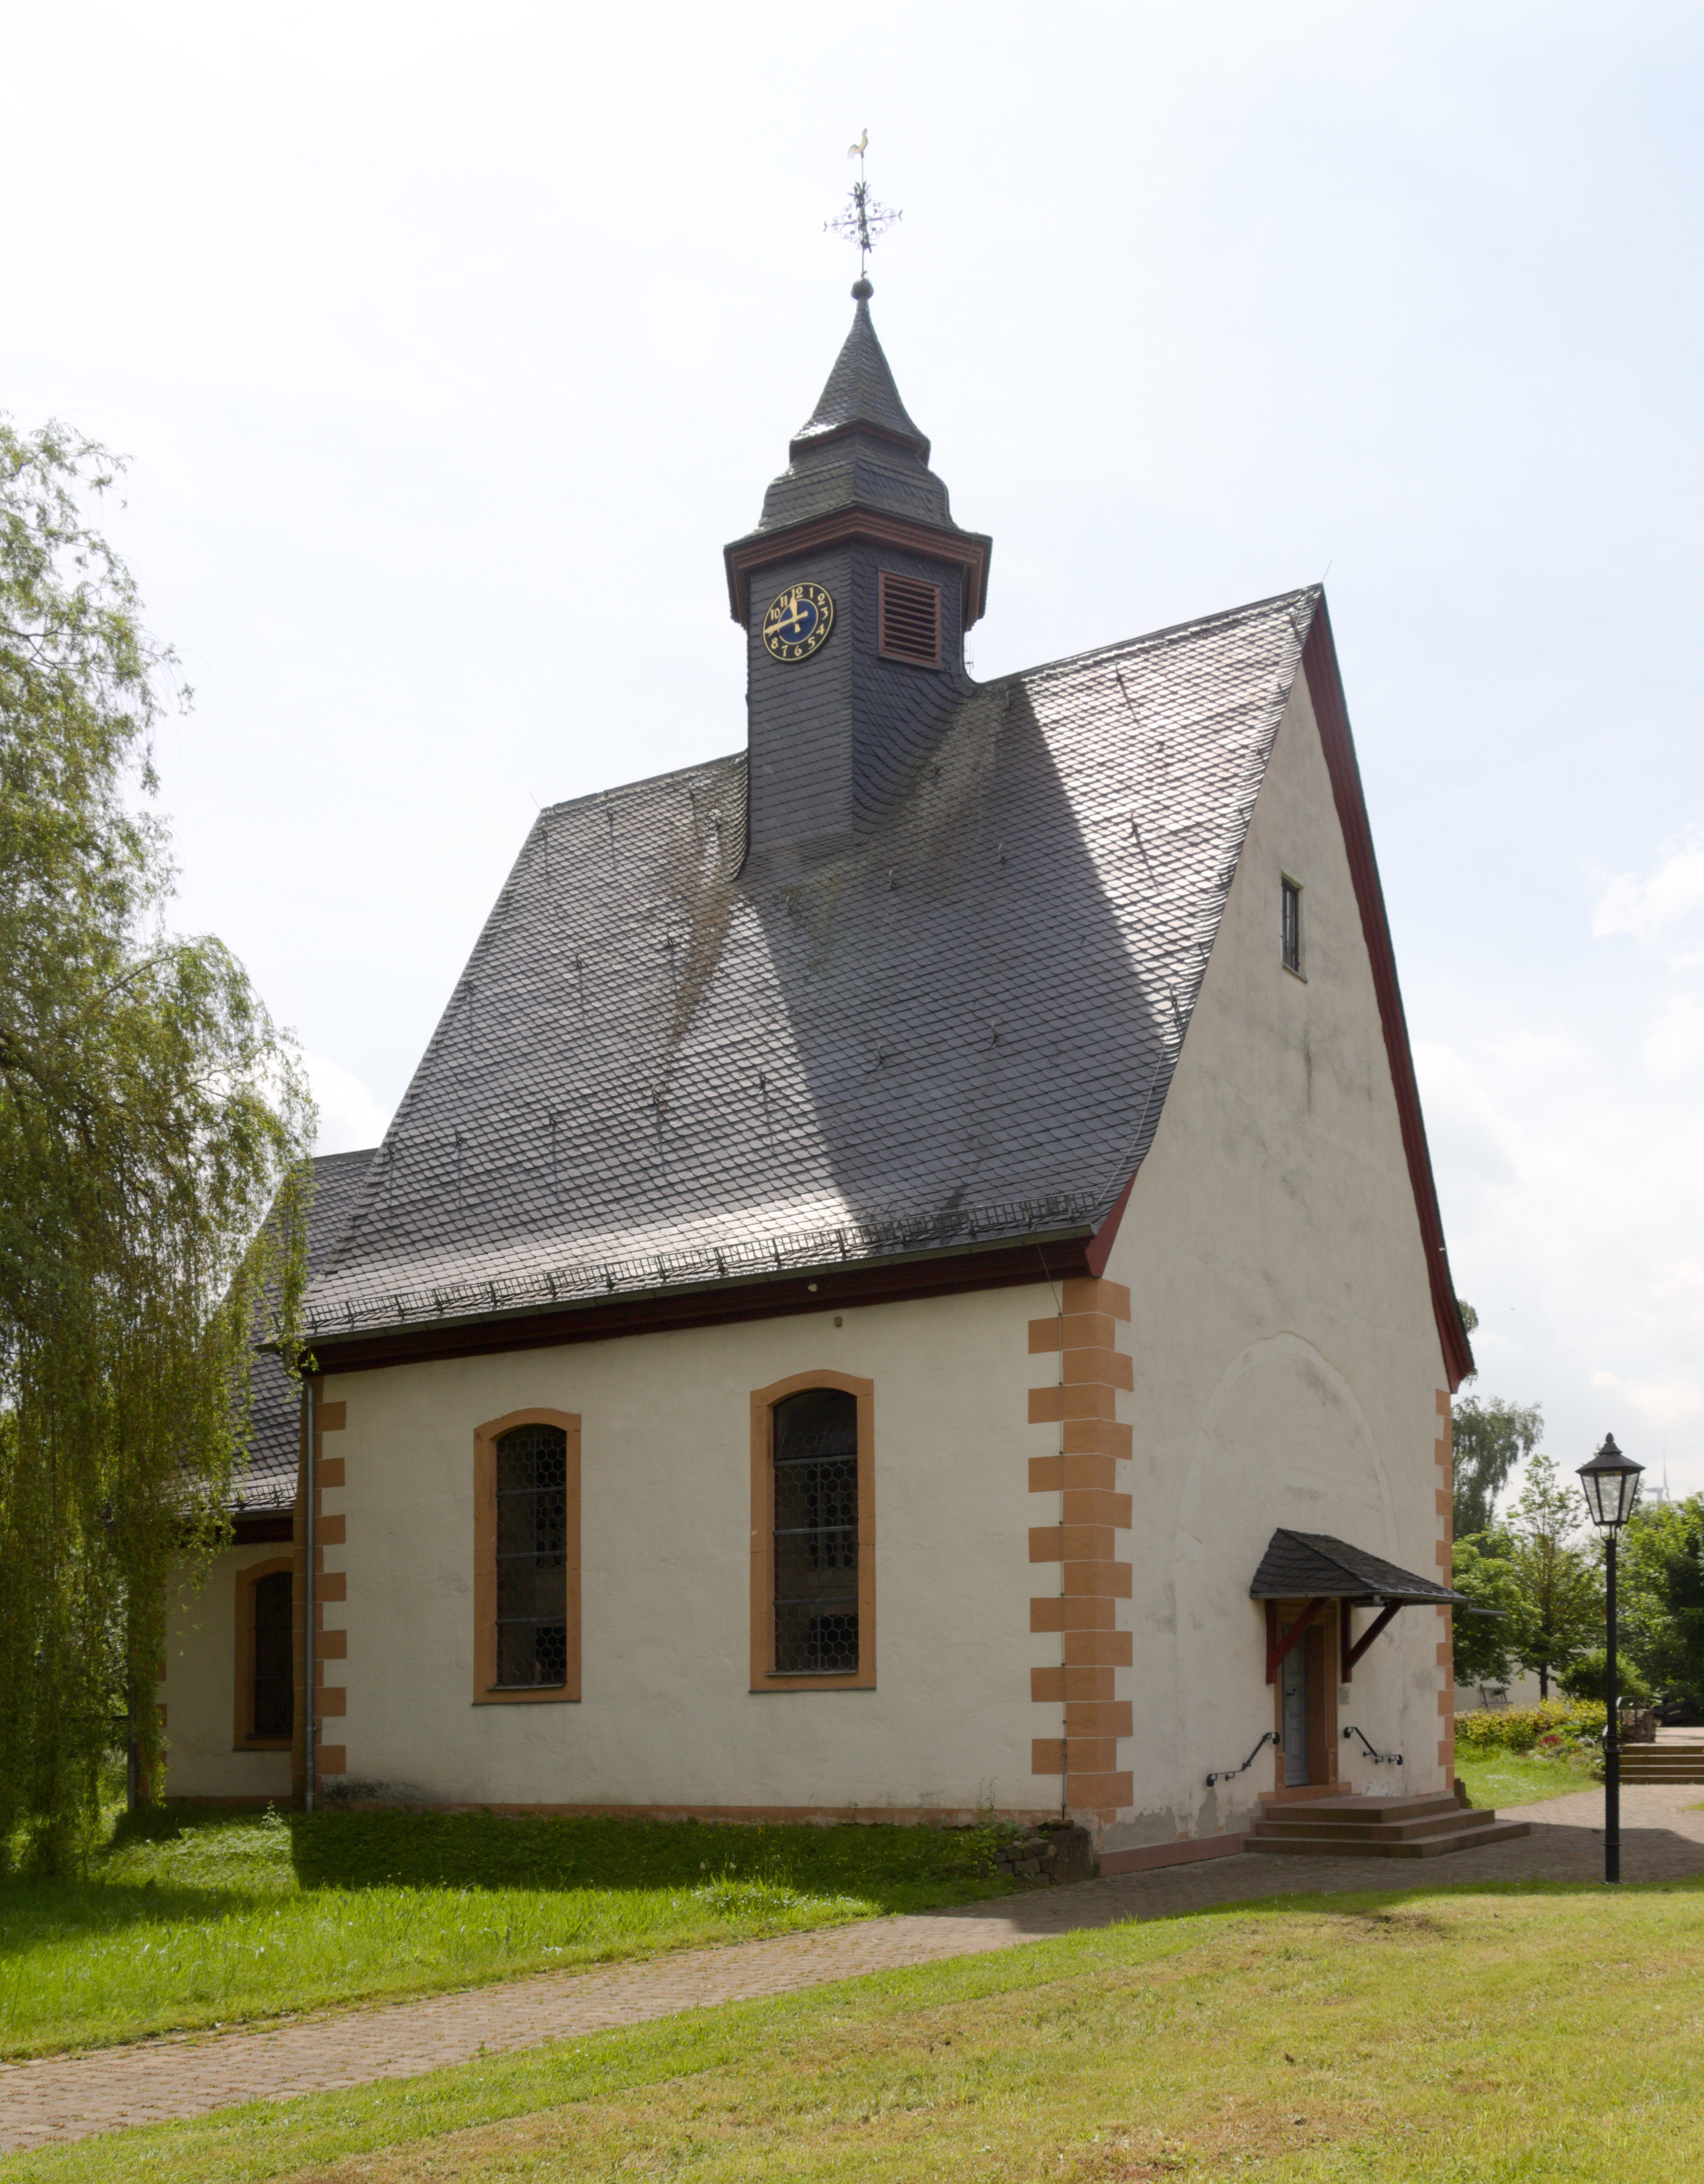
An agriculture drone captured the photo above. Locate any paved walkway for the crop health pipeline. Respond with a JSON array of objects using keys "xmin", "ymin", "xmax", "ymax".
[{"xmin": 4, "ymin": 1783, "xmax": 1703, "ymax": 2156}]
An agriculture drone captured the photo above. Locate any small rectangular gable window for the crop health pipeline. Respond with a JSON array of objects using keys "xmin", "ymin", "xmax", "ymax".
[
  {"xmin": 494, "ymin": 1422, "xmax": 569, "ymax": 1687},
  {"xmin": 250, "ymin": 1570, "xmax": 294, "ymax": 1739},
  {"xmin": 1281, "ymin": 876, "xmax": 1304, "ymax": 977},
  {"xmin": 878, "ymin": 571, "xmax": 942, "ymax": 667}
]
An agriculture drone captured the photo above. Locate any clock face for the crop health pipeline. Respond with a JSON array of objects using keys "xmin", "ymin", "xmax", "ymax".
[{"xmin": 761, "ymin": 580, "xmax": 835, "ymax": 663}]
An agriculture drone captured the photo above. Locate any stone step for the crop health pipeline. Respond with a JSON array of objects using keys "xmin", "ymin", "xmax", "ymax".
[
  {"xmin": 1263, "ymin": 1792, "xmax": 1461, "ymax": 1823},
  {"xmin": 1247, "ymin": 1818, "xmax": 1534, "ymax": 1858},
  {"xmin": 1619, "ymin": 1759, "xmax": 1704, "ymax": 1779},
  {"xmin": 1251, "ymin": 1806, "xmax": 1501, "ymax": 1846}
]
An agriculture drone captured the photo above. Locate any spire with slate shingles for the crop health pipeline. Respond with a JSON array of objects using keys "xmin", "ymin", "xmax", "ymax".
[
  {"xmin": 790, "ymin": 282, "xmax": 930, "ymax": 461},
  {"xmin": 723, "ymin": 278, "xmax": 992, "ymax": 628}
]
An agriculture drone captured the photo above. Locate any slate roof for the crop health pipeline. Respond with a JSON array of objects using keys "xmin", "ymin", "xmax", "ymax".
[
  {"xmin": 740, "ymin": 290, "xmax": 974, "ymax": 545},
  {"xmin": 303, "ymin": 586, "xmax": 1320, "ymax": 1340},
  {"xmin": 791, "ymin": 286, "xmax": 929, "ymax": 458},
  {"xmin": 1249, "ymin": 1529, "xmax": 1470, "ymax": 1607},
  {"xmin": 237, "ymin": 1147, "xmax": 376, "ymax": 1511}
]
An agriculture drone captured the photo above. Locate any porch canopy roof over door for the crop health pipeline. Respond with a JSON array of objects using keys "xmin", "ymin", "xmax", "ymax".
[{"xmin": 1249, "ymin": 1529, "xmax": 1476, "ymax": 1684}]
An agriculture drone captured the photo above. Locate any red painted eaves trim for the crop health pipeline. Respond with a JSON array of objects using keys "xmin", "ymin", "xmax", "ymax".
[
  {"xmin": 1302, "ymin": 599, "xmax": 1475, "ymax": 1392},
  {"xmin": 307, "ymin": 1232, "xmax": 1094, "ymax": 1376},
  {"xmin": 1085, "ymin": 1168, "xmax": 1137, "ymax": 1280}
]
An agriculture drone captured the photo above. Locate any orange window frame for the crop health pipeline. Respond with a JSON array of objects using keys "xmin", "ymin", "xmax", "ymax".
[
  {"xmin": 234, "ymin": 1555, "xmax": 296, "ymax": 1751},
  {"xmin": 472, "ymin": 1408, "xmax": 582, "ymax": 1705},
  {"xmin": 749, "ymin": 1370, "xmax": 876, "ymax": 1692}
]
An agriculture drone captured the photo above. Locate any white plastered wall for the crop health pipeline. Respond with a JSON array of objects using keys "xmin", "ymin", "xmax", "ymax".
[
  {"xmin": 1095, "ymin": 660, "xmax": 1452, "ymax": 1855},
  {"xmin": 307, "ymin": 1278, "xmax": 1060, "ymax": 1818},
  {"xmin": 161, "ymin": 1546, "xmax": 294, "ymax": 1801}
]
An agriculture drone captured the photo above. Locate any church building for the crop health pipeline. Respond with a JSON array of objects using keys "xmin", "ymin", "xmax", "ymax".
[{"xmin": 161, "ymin": 272, "xmax": 1510, "ymax": 1870}]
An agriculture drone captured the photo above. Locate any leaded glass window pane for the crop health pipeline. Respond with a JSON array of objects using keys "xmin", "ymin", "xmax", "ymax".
[
  {"xmin": 772, "ymin": 1389, "xmax": 859, "ymax": 1674},
  {"xmin": 494, "ymin": 1423, "xmax": 568, "ymax": 1687},
  {"xmin": 251, "ymin": 1570, "xmax": 294, "ymax": 1739}
]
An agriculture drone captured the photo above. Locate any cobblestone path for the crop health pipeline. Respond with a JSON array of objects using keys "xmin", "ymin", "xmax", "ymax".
[{"xmin": 4, "ymin": 1784, "xmax": 1701, "ymax": 2155}]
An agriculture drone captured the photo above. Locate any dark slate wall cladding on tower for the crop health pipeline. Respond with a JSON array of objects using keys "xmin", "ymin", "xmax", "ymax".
[
  {"xmin": 303, "ymin": 589, "xmax": 1320, "ymax": 1334},
  {"xmin": 744, "ymin": 544, "xmax": 858, "ymax": 868},
  {"xmin": 743, "ymin": 540, "xmax": 969, "ymax": 866},
  {"xmin": 847, "ymin": 542, "xmax": 970, "ymax": 837}
]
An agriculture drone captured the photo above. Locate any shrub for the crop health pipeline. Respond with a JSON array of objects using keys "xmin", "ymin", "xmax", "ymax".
[
  {"xmin": 1557, "ymin": 1649, "xmax": 1653, "ymax": 1705},
  {"xmin": 1454, "ymin": 1699, "xmax": 1606, "ymax": 1755}
]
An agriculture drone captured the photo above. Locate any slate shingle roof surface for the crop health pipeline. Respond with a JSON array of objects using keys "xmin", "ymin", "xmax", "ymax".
[
  {"xmin": 1249, "ymin": 1529, "xmax": 1469, "ymax": 1605},
  {"xmin": 747, "ymin": 297, "xmax": 966, "ymax": 538},
  {"xmin": 304, "ymin": 586, "xmax": 1319, "ymax": 1339},
  {"xmin": 238, "ymin": 1147, "xmax": 376, "ymax": 1510}
]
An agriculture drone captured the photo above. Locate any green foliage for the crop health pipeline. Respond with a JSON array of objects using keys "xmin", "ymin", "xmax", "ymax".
[
  {"xmin": 1452, "ymin": 1698, "xmax": 1605, "ymax": 1753},
  {"xmin": 1451, "ymin": 1391, "xmax": 1541, "ymax": 1541},
  {"xmin": 1617, "ymin": 1493, "xmax": 1704, "ymax": 1707},
  {"xmin": 1501, "ymin": 1452, "xmax": 1602, "ymax": 1698},
  {"xmin": 1449, "ymin": 1530, "xmax": 1520, "ymax": 1685},
  {"xmin": 0, "ymin": 1806, "xmax": 1014, "ymax": 2056},
  {"xmin": 1557, "ymin": 1647, "xmax": 1654, "ymax": 1705},
  {"xmin": 0, "ymin": 420, "xmax": 313, "ymax": 1872}
]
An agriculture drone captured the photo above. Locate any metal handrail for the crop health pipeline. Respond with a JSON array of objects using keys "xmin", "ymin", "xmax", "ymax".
[
  {"xmin": 1342, "ymin": 1725, "xmax": 1402, "ymax": 1765},
  {"xmin": 1207, "ymin": 1730, "xmax": 1278, "ymax": 1786}
]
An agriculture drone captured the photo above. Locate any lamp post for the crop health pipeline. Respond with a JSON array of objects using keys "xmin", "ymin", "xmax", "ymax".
[{"xmin": 1576, "ymin": 1432, "xmax": 1644, "ymax": 1883}]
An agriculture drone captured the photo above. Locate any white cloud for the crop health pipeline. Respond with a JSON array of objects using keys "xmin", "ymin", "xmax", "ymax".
[
  {"xmin": 1643, "ymin": 990, "xmax": 1704, "ymax": 1082},
  {"xmin": 1420, "ymin": 979, "xmax": 1704, "ymax": 1495},
  {"xmin": 1588, "ymin": 1370, "xmax": 1704, "ymax": 1433},
  {"xmin": 1593, "ymin": 831, "xmax": 1704, "ymax": 948},
  {"xmin": 305, "ymin": 1053, "xmax": 391, "ymax": 1156}
]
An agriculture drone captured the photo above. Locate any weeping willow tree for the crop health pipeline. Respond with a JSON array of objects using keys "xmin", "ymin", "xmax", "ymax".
[{"xmin": 0, "ymin": 419, "xmax": 314, "ymax": 1872}]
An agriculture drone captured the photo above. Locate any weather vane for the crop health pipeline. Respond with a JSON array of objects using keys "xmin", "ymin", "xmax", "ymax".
[{"xmin": 826, "ymin": 129, "xmax": 901, "ymax": 285}]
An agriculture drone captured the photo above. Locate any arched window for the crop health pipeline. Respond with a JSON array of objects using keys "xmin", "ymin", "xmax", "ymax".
[
  {"xmin": 772, "ymin": 1388, "xmax": 860, "ymax": 1675},
  {"xmin": 493, "ymin": 1421, "xmax": 570, "ymax": 1688},
  {"xmin": 234, "ymin": 1557, "xmax": 294, "ymax": 1749}
]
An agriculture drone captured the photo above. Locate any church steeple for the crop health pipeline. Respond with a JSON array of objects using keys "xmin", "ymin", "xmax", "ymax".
[
  {"xmin": 726, "ymin": 278, "xmax": 994, "ymax": 875},
  {"xmin": 723, "ymin": 280, "xmax": 992, "ymax": 630}
]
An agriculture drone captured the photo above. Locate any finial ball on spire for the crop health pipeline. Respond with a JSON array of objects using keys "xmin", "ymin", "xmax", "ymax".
[{"xmin": 852, "ymin": 277, "xmax": 873, "ymax": 300}]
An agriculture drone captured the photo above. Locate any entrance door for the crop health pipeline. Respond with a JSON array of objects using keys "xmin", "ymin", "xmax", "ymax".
[{"xmin": 1281, "ymin": 1627, "xmax": 1310, "ymax": 1787}]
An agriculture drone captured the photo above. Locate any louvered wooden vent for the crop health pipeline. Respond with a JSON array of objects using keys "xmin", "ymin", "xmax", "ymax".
[{"xmin": 878, "ymin": 572, "xmax": 942, "ymax": 667}]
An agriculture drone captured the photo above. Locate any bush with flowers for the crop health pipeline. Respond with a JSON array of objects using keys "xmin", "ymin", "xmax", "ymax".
[{"xmin": 1454, "ymin": 1698, "xmax": 1606, "ymax": 1758}]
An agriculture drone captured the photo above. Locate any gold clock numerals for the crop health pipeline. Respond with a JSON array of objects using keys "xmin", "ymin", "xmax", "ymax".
[{"xmin": 761, "ymin": 580, "xmax": 835, "ymax": 663}]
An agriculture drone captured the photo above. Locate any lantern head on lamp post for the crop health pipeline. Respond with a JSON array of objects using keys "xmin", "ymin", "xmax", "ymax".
[
  {"xmin": 1577, "ymin": 1432, "xmax": 1643, "ymax": 1884},
  {"xmin": 1578, "ymin": 1432, "xmax": 1643, "ymax": 1534}
]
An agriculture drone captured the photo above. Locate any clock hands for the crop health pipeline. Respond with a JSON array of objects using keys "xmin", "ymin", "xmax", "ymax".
[{"xmin": 766, "ymin": 588, "xmax": 811, "ymax": 638}]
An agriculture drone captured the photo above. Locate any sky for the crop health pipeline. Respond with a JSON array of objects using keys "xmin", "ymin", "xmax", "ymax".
[{"xmin": 5, "ymin": 0, "xmax": 1703, "ymax": 1499}]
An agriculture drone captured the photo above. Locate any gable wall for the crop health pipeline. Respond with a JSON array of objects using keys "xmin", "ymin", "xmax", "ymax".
[{"xmin": 1095, "ymin": 661, "xmax": 1452, "ymax": 1852}]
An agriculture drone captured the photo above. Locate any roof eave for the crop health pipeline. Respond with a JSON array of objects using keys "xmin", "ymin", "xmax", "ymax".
[
  {"xmin": 305, "ymin": 1219, "xmax": 1095, "ymax": 1375},
  {"xmin": 1301, "ymin": 599, "xmax": 1476, "ymax": 1392}
]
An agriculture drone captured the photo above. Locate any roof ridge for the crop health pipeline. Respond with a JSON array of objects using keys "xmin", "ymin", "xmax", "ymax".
[{"xmin": 991, "ymin": 584, "xmax": 1321, "ymax": 697}]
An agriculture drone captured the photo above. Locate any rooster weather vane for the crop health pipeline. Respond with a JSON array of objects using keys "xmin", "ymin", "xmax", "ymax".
[{"xmin": 826, "ymin": 128, "xmax": 901, "ymax": 285}]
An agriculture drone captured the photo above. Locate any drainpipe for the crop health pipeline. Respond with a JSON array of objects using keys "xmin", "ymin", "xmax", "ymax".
[{"xmin": 303, "ymin": 1374, "xmax": 316, "ymax": 1814}]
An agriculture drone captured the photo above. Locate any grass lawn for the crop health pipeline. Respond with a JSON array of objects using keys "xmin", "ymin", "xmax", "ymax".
[
  {"xmin": 2, "ymin": 1881, "xmax": 1701, "ymax": 2182},
  {"xmin": 0, "ymin": 1806, "xmax": 1012, "ymax": 2061},
  {"xmin": 1454, "ymin": 1745, "xmax": 1598, "ymax": 1810}
]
